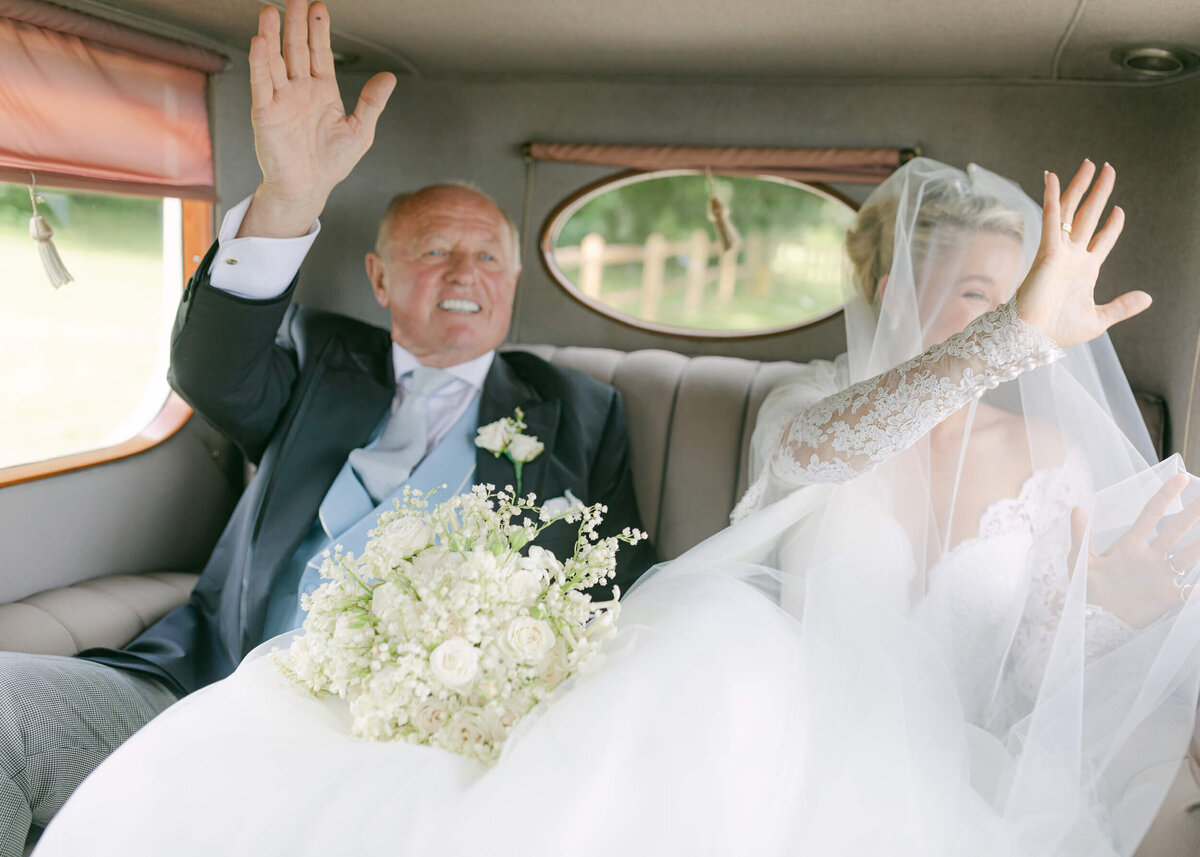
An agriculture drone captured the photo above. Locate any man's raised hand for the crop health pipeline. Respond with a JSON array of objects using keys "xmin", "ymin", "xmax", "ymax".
[{"xmin": 238, "ymin": 0, "xmax": 396, "ymax": 239}]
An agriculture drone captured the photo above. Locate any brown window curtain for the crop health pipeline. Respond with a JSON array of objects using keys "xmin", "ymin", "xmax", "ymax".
[
  {"xmin": 524, "ymin": 142, "xmax": 914, "ymax": 184},
  {"xmin": 0, "ymin": 0, "xmax": 225, "ymax": 199}
]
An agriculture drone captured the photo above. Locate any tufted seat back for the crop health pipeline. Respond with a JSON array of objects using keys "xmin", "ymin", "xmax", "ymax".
[{"xmin": 512, "ymin": 345, "xmax": 804, "ymax": 560}]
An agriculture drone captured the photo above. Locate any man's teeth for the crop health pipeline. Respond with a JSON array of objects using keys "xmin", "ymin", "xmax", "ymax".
[{"xmin": 438, "ymin": 299, "xmax": 481, "ymax": 314}]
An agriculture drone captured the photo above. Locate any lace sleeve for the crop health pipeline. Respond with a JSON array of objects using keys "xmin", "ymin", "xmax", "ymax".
[{"xmin": 771, "ymin": 298, "xmax": 1063, "ymax": 486}]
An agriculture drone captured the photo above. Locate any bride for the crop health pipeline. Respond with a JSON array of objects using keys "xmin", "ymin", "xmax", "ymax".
[{"xmin": 34, "ymin": 152, "xmax": 1200, "ymax": 855}]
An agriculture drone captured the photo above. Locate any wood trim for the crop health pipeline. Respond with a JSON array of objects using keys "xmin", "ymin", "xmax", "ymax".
[
  {"xmin": 182, "ymin": 199, "xmax": 213, "ymax": 280},
  {"xmin": 0, "ymin": 392, "xmax": 193, "ymax": 488},
  {"xmin": 0, "ymin": 200, "xmax": 213, "ymax": 488}
]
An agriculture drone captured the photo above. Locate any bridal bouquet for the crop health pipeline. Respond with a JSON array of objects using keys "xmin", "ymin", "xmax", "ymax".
[{"xmin": 275, "ymin": 485, "xmax": 645, "ymax": 764}]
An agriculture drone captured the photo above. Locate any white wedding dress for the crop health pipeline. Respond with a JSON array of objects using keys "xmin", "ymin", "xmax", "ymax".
[{"xmin": 34, "ymin": 160, "xmax": 1200, "ymax": 857}]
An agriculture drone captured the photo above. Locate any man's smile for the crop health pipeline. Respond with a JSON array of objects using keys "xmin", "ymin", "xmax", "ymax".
[{"xmin": 437, "ymin": 299, "xmax": 481, "ymax": 314}]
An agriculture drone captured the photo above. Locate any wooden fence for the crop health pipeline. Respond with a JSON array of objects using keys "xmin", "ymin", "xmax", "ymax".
[{"xmin": 553, "ymin": 230, "xmax": 841, "ymax": 319}]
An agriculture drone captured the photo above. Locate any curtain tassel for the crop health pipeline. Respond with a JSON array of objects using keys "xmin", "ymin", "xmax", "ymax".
[
  {"xmin": 28, "ymin": 176, "xmax": 73, "ymax": 289},
  {"xmin": 705, "ymin": 169, "xmax": 741, "ymax": 256}
]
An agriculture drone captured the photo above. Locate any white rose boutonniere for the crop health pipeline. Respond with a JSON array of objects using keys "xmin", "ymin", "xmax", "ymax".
[{"xmin": 474, "ymin": 407, "xmax": 543, "ymax": 496}]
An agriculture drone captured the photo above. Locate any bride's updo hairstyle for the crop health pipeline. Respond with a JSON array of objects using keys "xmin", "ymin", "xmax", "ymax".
[{"xmin": 845, "ymin": 179, "xmax": 1026, "ymax": 305}]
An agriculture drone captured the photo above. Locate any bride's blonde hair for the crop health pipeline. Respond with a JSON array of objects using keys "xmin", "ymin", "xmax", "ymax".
[{"xmin": 845, "ymin": 180, "xmax": 1026, "ymax": 304}]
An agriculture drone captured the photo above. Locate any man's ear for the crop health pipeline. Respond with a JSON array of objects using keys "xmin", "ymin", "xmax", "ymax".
[{"xmin": 365, "ymin": 252, "xmax": 388, "ymax": 307}]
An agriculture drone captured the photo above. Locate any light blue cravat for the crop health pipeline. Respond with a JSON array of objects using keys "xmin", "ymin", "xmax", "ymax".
[
  {"xmin": 261, "ymin": 396, "xmax": 481, "ymax": 640},
  {"xmin": 348, "ymin": 366, "xmax": 456, "ymax": 504}
]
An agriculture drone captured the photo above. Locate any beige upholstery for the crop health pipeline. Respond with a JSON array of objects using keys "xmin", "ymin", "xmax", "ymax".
[
  {"xmin": 0, "ymin": 346, "xmax": 1192, "ymax": 854},
  {"xmin": 0, "ymin": 572, "xmax": 198, "ymax": 656}
]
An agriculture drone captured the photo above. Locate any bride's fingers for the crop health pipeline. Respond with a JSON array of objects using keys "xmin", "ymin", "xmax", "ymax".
[
  {"xmin": 1088, "ymin": 206, "xmax": 1125, "ymax": 262},
  {"xmin": 1040, "ymin": 171, "xmax": 1063, "ymax": 249},
  {"xmin": 1150, "ymin": 494, "xmax": 1200, "ymax": 554},
  {"xmin": 1071, "ymin": 162, "xmax": 1116, "ymax": 244},
  {"xmin": 1069, "ymin": 506, "xmax": 1094, "ymax": 571},
  {"xmin": 1170, "ymin": 538, "xmax": 1200, "ymax": 571},
  {"xmin": 1058, "ymin": 160, "xmax": 1096, "ymax": 234},
  {"xmin": 1125, "ymin": 475, "xmax": 1188, "ymax": 543},
  {"xmin": 1096, "ymin": 289, "xmax": 1152, "ymax": 331}
]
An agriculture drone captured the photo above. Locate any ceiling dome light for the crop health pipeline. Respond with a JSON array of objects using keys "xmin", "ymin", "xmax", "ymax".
[{"xmin": 1114, "ymin": 46, "xmax": 1197, "ymax": 78}]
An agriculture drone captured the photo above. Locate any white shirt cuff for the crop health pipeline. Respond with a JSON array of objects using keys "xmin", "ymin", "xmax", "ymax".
[{"xmin": 208, "ymin": 195, "xmax": 321, "ymax": 300}]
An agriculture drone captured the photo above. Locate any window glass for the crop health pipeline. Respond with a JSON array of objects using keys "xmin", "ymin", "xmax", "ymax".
[
  {"xmin": 543, "ymin": 170, "xmax": 857, "ymax": 337},
  {"xmin": 0, "ymin": 183, "xmax": 181, "ymax": 469}
]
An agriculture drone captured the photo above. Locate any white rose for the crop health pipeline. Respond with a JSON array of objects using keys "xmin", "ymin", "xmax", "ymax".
[
  {"xmin": 444, "ymin": 708, "xmax": 491, "ymax": 749},
  {"xmin": 504, "ymin": 617, "xmax": 556, "ymax": 662},
  {"xmin": 535, "ymin": 640, "xmax": 570, "ymax": 689},
  {"xmin": 486, "ymin": 706, "xmax": 523, "ymax": 738},
  {"xmin": 475, "ymin": 420, "xmax": 516, "ymax": 454},
  {"xmin": 378, "ymin": 518, "xmax": 431, "ymax": 562},
  {"xmin": 411, "ymin": 546, "xmax": 458, "ymax": 584},
  {"xmin": 506, "ymin": 569, "xmax": 544, "ymax": 602},
  {"xmin": 429, "ymin": 638, "xmax": 479, "ymax": 688},
  {"xmin": 412, "ymin": 701, "xmax": 449, "ymax": 734},
  {"xmin": 369, "ymin": 580, "xmax": 405, "ymax": 624},
  {"xmin": 506, "ymin": 433, "xmax": 544, "ymax": 463}
]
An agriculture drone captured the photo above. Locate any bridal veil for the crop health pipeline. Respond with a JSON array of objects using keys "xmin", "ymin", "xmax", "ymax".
[{"xmin": 662, "ymin": 157, "xmax": 1200, "ymax": 855}]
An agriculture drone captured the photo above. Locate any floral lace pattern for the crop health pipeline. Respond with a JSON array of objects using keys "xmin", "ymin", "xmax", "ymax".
[
  {"xmin": 731, "ymin": 299, "xmax": 1132, "ymax": 713},
  {"xmin": 770, "ymin": 298, "xmax": 1063, "ymax": 488}
]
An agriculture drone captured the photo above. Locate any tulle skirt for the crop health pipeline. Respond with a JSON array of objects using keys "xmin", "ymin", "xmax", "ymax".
[{"xmin": 33, "ymin": 491, "xmax": 1200, "ymax": 857}]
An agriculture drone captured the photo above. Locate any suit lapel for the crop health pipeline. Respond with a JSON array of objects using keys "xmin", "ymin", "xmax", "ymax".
[
  {"xmin": 477, "ymin": 354, "xmax": 561, "ymax": 499},
  {"xmin": 254, "ymin": 335, "xmax": 394, "ymax": 586}
]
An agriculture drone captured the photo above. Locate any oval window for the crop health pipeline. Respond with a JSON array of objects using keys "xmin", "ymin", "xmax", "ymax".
[{"xmin": 542, "ymin": 170, "xmax": 857, "ymax": 337}]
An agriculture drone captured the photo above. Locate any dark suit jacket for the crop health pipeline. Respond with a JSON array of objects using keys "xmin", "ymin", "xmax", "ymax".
[{"xmin": 81, "ymin": 244, "xmax": 657, "ymax": 696}]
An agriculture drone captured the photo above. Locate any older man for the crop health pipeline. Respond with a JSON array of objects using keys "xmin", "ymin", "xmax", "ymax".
[{"xmin": 0, "ymin": 2, "xmax": 654, "ymax": 853}]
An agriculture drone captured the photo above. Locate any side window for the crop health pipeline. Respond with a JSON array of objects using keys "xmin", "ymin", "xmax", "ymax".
[
  {"xmin": 542, "ymin": 170, "xmax": 857, "ymax": 337},
  {"xmin": 0, "ymin": 183, "xmax": 202, "ymax": 470}
]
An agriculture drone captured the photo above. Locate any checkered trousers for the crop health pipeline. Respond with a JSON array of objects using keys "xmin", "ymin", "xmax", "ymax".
[{"xmin": 0, "ymin": 653, "xmax": 179, "ymax": 857}]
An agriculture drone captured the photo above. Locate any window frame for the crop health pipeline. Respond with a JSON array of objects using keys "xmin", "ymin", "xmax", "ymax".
[
  {"xmin": 539, "ymin": 168, "xmax": 859, "ymax": 340},
  {"xmin": 0, "ymin": 198, "xmax": 212, "ymax": 488}
]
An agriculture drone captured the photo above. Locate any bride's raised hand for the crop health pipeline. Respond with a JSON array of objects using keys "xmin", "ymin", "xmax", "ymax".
[
  {"xmin": 1014, "ymin": 161, "xmax": 1151, "ymax": 348},
  {"xmin": 239, "ymin": 0, "xmax": 396, "ymax": 238},
  {"xmin": 1070, "ymin": 474, "xmax": 1200, "ymax": 628}
]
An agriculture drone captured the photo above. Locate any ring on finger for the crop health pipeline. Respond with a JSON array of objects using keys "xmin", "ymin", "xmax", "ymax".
[
  {"xmin": 1168, "ymin": 554, "xmax": 1187, "ymax": 577},
  {"xmin": 1060, "ymin": 222, "xmax": 1073, "ymax": 235}
]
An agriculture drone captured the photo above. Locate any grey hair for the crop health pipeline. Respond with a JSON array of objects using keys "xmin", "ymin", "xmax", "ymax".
[{"xmin": 374, "ymin": 182, "xmax": 521, "ymax": 272}]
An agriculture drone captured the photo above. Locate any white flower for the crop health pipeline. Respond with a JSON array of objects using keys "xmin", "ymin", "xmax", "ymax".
[
  {"xmin": 506, "ymin": 569, "xmax": 544, "ymax": 602},
  {"xmin": 535, "ymin": 639, "xmax": 570, "ymax": 688},
  {"xmin": 540, "ymin": 488, "xmax": 584, "ymax": 518},
  {"xmin": 519, "ymin": 546, "xmax": 563, "ymax": 579},
  {"xmin": 430, "ymin": 638, "xmax": 480, "ymax": 688},
  {"xmin": 443, "ymin": 709, "xmax": 492, "ymax": 750},
  {"xmin": 377, "ymin": 518, "xmax": 431, "ymax": 563},
  {"xmin": 506, "ymin": 433, "xmax": 544, "ymax": 463},
  {"xmin": 504, "ymin": 616, "xmax": 556, "ymax": 662},
  {"xmin": 275, "ymin": 483, "xmax": 636, "ymax": 764},
  {"xmin": 412, "ymin": 701, "xmax": 450, "ymax": 734},
  {"xmin": 475, "ymin": 420, "xmax": 516, "ymax": 454}
]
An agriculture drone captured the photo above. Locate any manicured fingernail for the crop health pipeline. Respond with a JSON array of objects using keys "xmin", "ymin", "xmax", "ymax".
[{"xmin": 1084, "ymin": 158, "xmax": 1093, "ymax": 164}]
